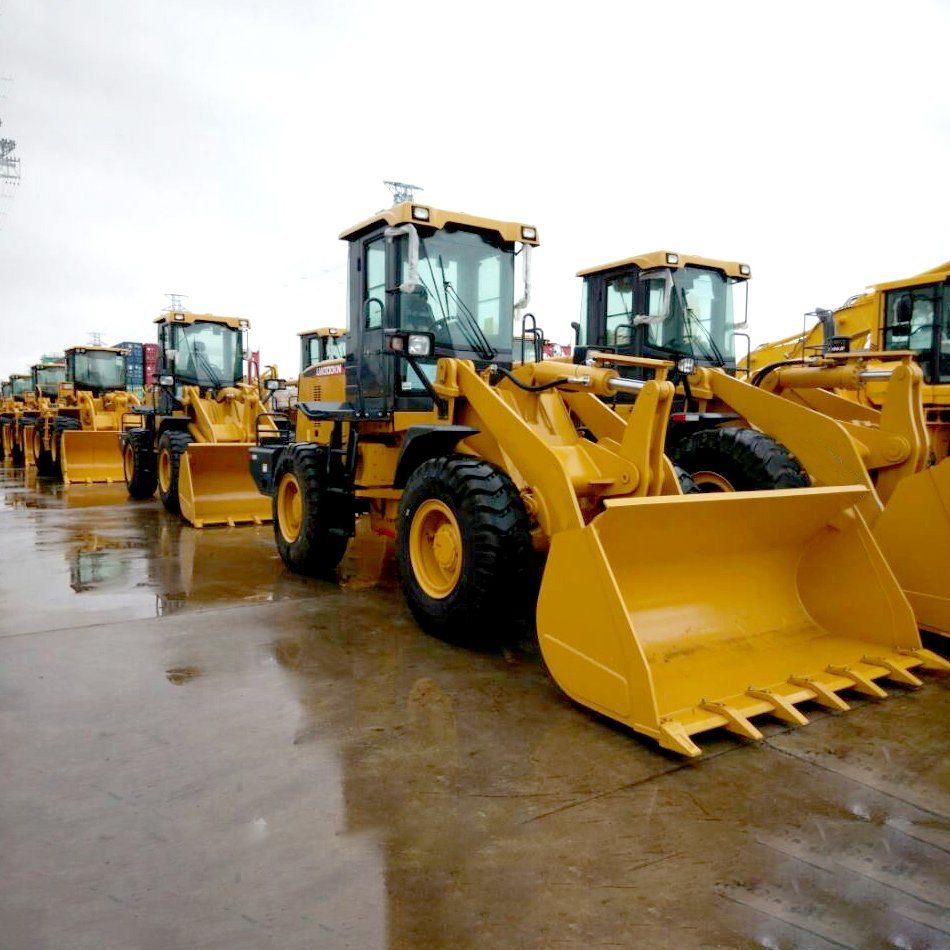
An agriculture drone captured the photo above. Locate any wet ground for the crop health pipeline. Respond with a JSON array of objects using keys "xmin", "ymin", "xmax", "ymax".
[{"xmin": 1, "ymin": 463, "xmax": 948, "ymax": 950}]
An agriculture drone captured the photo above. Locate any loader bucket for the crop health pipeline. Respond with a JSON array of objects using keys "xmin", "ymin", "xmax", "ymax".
[
  {"xmin": 178, "ymin": 443, "xmax": 272, "ymax": 528},
  {"xmin": 60, "ymin": 430, "xmax": 124, "ymax": 484},
  {"xmin": 872, "ymin": 460, "xmax": 950, "ymax": 637},
  {"xmin": 537, "ymin": 486, "xmax": 948, "ymax": 757}
]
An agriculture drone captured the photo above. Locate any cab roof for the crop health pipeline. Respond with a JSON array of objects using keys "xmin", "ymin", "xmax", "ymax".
[
  {"xmin": 867, "ymin": 261, "xmax": 950, "ymax": 295},
  {"xmin": 577, "ymin": 251, "xmax": 750, "ymax": 279},
  {"xmin": 65, "ymin": 345, "xmax": 128, "ymax": 356},
  {"xmin": 155, "ymin": 312, "xmax": 249, "ymax": 330},
  {"xmin": 32, "ymin": 362, "xmax": 65, "ymax": 371},
  {"xmin": 298, "ymin": 327, "xmax": 347, "ymax": 338},
  {"xmin": 339, "ymin": 201, "xmax": 539, "ymax": 246}
]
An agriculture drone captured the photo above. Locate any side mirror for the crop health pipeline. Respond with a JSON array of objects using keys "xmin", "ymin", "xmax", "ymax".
[{"xmin": 570, "ymin": 321, "xmax": 581, "ymax": 346}]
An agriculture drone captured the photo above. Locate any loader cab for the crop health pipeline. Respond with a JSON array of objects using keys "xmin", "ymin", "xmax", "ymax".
[
  {"xmin": 9, "ymin": 375, "xmax": 32, "ymax": 399},
  {"xmin": 879, "ymin": 273, "xmax": 950, "ymax": 385},
  {"xmin": 576, "ymin": 253, "xmax": 750, "ymax": 379},
  {"xmin": 65, "ymin": 346, "xmax": 128, "ymax": 396},
  {"xmin": 31, "ymin": 362, "xmax": 66, "ymax": 400},
  {"xmin": 154, "ymin": 312, "xmax": 247, "ymax": 409},
  {"xmin": 299, "ymin": 328, "xmax": 347, "ymax": 372},
  {"xmin": 339, "ymin": 202, "xmax": 538, "ymax": 416},
  {"xmin": 1, "ymin": 381, "xmax": 11, "ymax": 400}
]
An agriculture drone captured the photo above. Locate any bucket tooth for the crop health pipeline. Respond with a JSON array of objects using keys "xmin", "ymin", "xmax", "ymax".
[
  {"xmin": 826, "ymin": 665, "xmax": 888, "ymax": 698},
  {"xmin": 788, "ymin": 675, "xmax": 851, "ymax": 711},
  {"xmin": 745, "ymin": 687, "xmax": 809, "ymax": 725},
  {"xmin": 899, "ymin": 648, "xmax": 950, "ymax": 672},
  {"xmin": 699, "ymin": 701, "xmax": 763, "ymax": 741},
  {"xmin": 861, "ymin": 655, "xmax": 924, "ymax": 687},
  {"xmin": 658, "ymin": 719, "xmax": 703, "ymax": 758}
]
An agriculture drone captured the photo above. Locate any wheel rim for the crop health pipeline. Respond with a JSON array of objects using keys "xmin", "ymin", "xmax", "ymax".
[
  {"xmin": 691, "ymin": 470, "xmax": 735, "ymax": 493},
  {"xmin": 409, "ymin": 499, "xmax": 463, "ymax": 599},
  {"xmin": 123, "ymin": 444, "xmax": 135, "ymax": 483},
  {"xmin": 32, "ymin": 428, "xmax": 41, "ymax": 462},
  {"xmin": 158, "ymin": 447, "xmax": 172, "ymax": 493},
  {"xmin": 277, "ymin": 473, "xmax": 303, "ymax": 544},
  {"xmin": 51, "ymin": 431, "xmax": 59, "ymax": 462}
]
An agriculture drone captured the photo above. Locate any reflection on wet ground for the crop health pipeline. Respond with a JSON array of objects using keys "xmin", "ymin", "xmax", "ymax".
[{"xmin": 1, "ymin": 461, "xmax": 949, "ymax": 949}]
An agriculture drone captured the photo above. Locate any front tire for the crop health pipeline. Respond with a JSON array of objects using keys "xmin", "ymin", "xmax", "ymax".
[
  {"xmin": 123, "ymin": 431, "xmax": 158, "ymax": 500},
  {"xmin": 50, "ymin": 416, "xmax": 81, "ymax": 478},
  {"xmin": 396, "ymin": 455, "xmax": 538, "ymax": 646},
  {"xmin": 671, "ymin": 427, "xmax": 809, "ymax": 492},
  {"xmin": 157, "ymin": 430, "xmax": 194, "ymax": 514},
  {"xmin": 273, "ymin": 444, "xmax": 349, "ymax": 578}
]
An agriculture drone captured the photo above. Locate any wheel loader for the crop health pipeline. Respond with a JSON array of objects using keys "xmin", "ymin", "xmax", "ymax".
[
  {"xmin": 248, "ymin": 201, "xmax": 946, "ymax": 758},
  {"xmin": 27, "ymin": 347, "xmax": 141, "ymax": 483},
  {"xmin": 120, "ymin": 310, "xmax": 277, "ymax": 527},
  {"xmin": 1, "ymin": 374, "xmax": 35, "ymax": 464},
  {"xmin": 744, "ymin": 260, "xmax": 950, "ymax": 463},
  {"xmin": 576, "ymin": 253, "xmax": 950, "ymax": 638},
  {"xmin": 13, "ymin": 363, "xmax": 63, "ymax": 468}
]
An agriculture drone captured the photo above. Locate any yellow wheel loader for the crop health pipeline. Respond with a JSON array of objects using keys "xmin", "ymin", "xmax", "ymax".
[
  {"xmin": 576, "ymin": 253, "xmax": 950, "ymax": 638},
  {"xmin": 19, "ymin": 362, "xmax": 65, "ymax": 471},
  {"xmin": 121, "ymin": 311, "xmax": 277, "ymax": 527},
  {"xmin": 27, "ymin": 347, "xmax": 141, "ymax": 483},
  {"xmin": 744, "ymin": 261, "xmax": 950, "ymax": 462},
  {"xmin": 295, "ymin": 327, "xmax": 348, "ymax": 413},
  {"xmin": 3, "ymin": 375, "xmax": 37, "ymax": 465},
  {"xmin": 249, "ymin": 202, "xmax": 946, "ymax": 758}
]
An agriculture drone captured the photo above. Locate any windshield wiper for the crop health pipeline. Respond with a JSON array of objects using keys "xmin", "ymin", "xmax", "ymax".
[
  {"xmin": 439, "ymin": 256, "xmax": 496, "ymax": 361},
  {"xmin": 675, "ymin": 286, "xmax": 726, "ymax": 367},
  {"xmin": 182, "ymin": 330, "xmax": 225, "ymax": 389}
]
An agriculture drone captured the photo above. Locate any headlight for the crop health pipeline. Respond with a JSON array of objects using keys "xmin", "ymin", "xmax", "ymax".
[
  {"xmin": 173, "ymin": 313, "xmax": 186, "ymax": 322},
  {"xmin": 239, "ymin": 319, "xmax": 250, "ymax": 329},
  {"xmin": 666, "ymin": 253, "xmax": 679, "ymax": 265},
  {"xmin": 411, "ymin": 205, "xmax": 430, "ymax": 221},
  {"xmin": 159, "ymin": 375, "xmax": 175, "ymax": 386},
  {"xmin": 521, "ymin": 226, "xmax": 537, "ymax": 241},
  {"xmin": 739, "ymin": 264, "xmax": 751, "ymax": 276},
  {"xmin": 677, "ymin": 357, "xmax": 695, "ymax": 375},
  {"xmin": 407, "ymin": 333, "xmax": 433, "ymax": 357}
]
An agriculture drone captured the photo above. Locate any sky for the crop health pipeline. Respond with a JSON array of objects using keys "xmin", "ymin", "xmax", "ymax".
[{"xmin": 0, "ymin": 0, "xmax": 948, "ymax": 379}]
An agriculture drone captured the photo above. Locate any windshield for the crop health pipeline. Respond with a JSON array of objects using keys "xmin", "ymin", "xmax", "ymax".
[
  {"xmin": 883, "ymin": 282, "xmax": 949, "ymax": 384},
  {"xmin": 10, "ymin": 377, "xmax": 31, "ymax": 396},
  {"xmin": 70, "ymin": 350, "xmax": 127, "ymax": 391},
  {"xmin": 34, "ymin": 365, "xmax": 66, "ymax": 396},
  {"xmin": 397, "ymin": 229, "xmax": 515, "ymax": 360},
  {"xmin": 647, "ymin": 266, "xmax": 741, "ymax": 366},
  {"xmin": 171, "ymin": 321, "xmax": 243, "ymax": 387},
  {"xmin": 306, "ymin": 334, "xmax": 346, "ymax": 366},
  {"xmin": 1, "ymin": 383, "xmax": 11, "ymax": 398}
]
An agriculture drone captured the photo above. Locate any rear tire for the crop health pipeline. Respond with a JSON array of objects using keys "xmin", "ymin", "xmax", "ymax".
[
  {"xmin": 273, "ymin": 444, "xmax": 349, "ymax": 578},
  {"xmin": 671, "ymin": 427, "xmax": 809, "ymax": 492},
  {"xmin": 123, "ymin": 431, "xmax": 158, "ymax": 500},
  {"xmin": 157, "ymin": 430, "xmax": 194, "ymax": 514},
  {"xmin": 396, "ymin": 455, "xmax": 538, "ymax": 647}
]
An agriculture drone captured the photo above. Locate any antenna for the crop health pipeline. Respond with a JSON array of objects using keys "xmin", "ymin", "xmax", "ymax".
[
  {"xmin": 163, "ymin": 293, "xmax": 188, "ymax": 313},
  {"xmin": 90, "ymin": 332, "xmax": 104, "ymax": 346},
  {"xmin": 384, "ymin": 180, "xmax": 423, "ymax": 205}
]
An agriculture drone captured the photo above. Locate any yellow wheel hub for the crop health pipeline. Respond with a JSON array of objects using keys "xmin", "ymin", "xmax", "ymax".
[
  {"xmin": 410, "ymin": 499, "xmax": 462, "ymax": 599},
  {"xmin": 277, "ymin": 473, "xmax": 303, "ymax": 544},
  {"xmin": 691, "ymin": 470, "xmax": 735, "ymax": 493},
  {"xmin": 158, "ymin": 448, "xmax": 172, "ymax": 493},
  {"xmin": 123, "ymin": 444, "xmax": 134, "ymax": 482},
  {"xmin": 32, "ymin": 429, "xmax": 42, "ymax": 461}
]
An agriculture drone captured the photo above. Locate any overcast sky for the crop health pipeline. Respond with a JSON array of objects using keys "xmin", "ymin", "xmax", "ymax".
[{"xmin": 0, "ymin": 0, "xmax": 948, "ymax": 378}]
